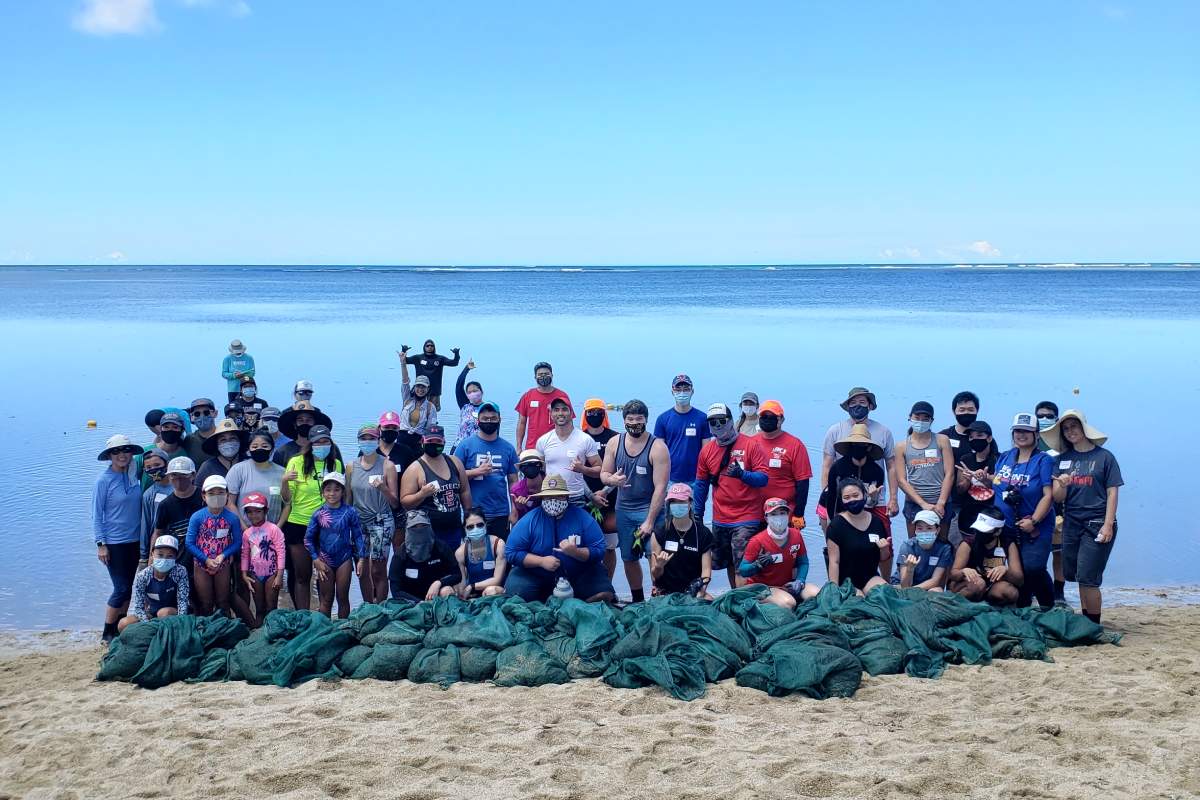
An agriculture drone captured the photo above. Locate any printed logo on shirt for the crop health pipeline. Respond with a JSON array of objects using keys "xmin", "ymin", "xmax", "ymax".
[{"xmin": 473, "ymin": 453, "xmax": 503, "ymax": 471}]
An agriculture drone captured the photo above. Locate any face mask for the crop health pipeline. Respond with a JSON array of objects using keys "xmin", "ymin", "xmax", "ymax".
[
  {"xmin": 668, "ymin": 502, "xmax": 689, "ymax": 519},
  {"xmin": 910, "ymin": 419, "xmax": 931, "ymax": 434},
  {"xmin": 757, "ymin": 415, "xmax": 779, "ymax": 433},
  {"xmin": 519, "ymin": 464, "xmax": 543, "ymax": 479},
  {"xmin": 767, "ymin": 514, "xmax": 789, "ymax": 534},
  {"xmin": 423, "ymin": 443, "xmax": 444, "ymax": 457},
  {"xmin": 478, "ymin": 421, "xmax": 500, "ymax": 436},
  {"xmin": 264, "ymin": 421, "xmax": 279, "ymax": 434},
  {"xmin": 380, "ymin": 429, "xmax": 398, "ymax": 444},
  {"xmin": 466, "ymin": 390, "xmax": 483, "ymax": 405},
  {"xmin": 1038, "ymin": 417, "xmax": 1055, "ymax": 431},
  {"xmin": 844, "ymin": 498, "xmax": 867, "ymax": 514},
  {"xmin": 956, "ymin": 413, "xmax": 977, "ymax": 427},
  {"xmin": 673, "ymin": 390, "xmax": 693, "ymax": 406},
  {"xmin": 849, "ymin": 444, "xmax": 869, "ymax": 460},
  {"xmin": 249, "ymin": 448, "xmax": 271, "ymax": 463},
  {"xmin": 585, "ymin": 411, "xmax": 605, "ymax": 428},
  {"xmin": 709, "ymin": 419, "xmax": 737, "ymax": 445},
  {"xmin": 405, "ymin": 528, "xmax": 433, "ymax": 561},
  {"xmin": 741, "ymin": 404, "xmax": 758, "ymax": 416},
  {"xmin": 218, "ymin": 440, "xmax": 241, "ymax": 458},
  {"xmin": 242, "ymin": 388, "xmax": 257, "ymax": 398},
  {"xmin": 144, "ymin": 467, "xmax": 165, "ymax": 481},
  {"xmin": 312, "ymin": 445, "xmax": 331, "ymax": 460},
  {"xmin": 359, "ymin": 441, "xmax": 379, "ymax": 455},
  {"xmin": 465, "ymin": 524, "xmax": 487, "ymax": 541},
  {"xmin": 536, "ymin": 374, "xmax": 553, "ymax": 387},
  {"xmin": 847, "ymin": 405, "xmax": 869, "ymax": 422},
  {"xmin": 205, "ymin": 493, "xmax": 226, "ymax": 510},
  {"xmin": 195, "ymin": 415, "xmax": 216, "ymax": 432},
  {"xmin": 160, "ymin": 429, "xmax": 182, "ymax": 445},
  {"xmin": 152, "ymin": 557, "xmax": 175, "ymax": 573},
  {"xmin": 915, "ymin": 532, "xmax": 937, "ymax": 548},
  {"xmin": 968, "ymin": 438, "xmax": 990, "ymax": 453},
  {"xmin": 296, "ymin": 423, "xmax": 313, "ymax": 439},
  {"xmin": 625, "ymin": 422, "xmax": 646, "ymax": 437},
  {"xmin": 543, "ymin": 498, "xmax": 568, "ymax": 518}
]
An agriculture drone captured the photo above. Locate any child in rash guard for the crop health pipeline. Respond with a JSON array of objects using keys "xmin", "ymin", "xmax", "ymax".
[
  {"xmin": 305, "ymin": 473, "xmax": 365, "ymax": 619},
  {"xmin": 239, "ymin": 492, "xmax": 286, "ymax": 627}
]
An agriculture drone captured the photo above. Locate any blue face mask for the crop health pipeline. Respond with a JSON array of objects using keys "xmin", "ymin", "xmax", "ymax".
[
  {"xmin": 668, "ymin": 503, "xmax": 689, "ymax": 518},
  {"xmin": 848, "ymin": 405, "xmax": 869, "ymax": 421},
  {"xmin": 152, "ymin": 557, "xmax": 175, "ymax": 572},
  {"xmin": 312, "ymin": 445, "xmax": 332, "ymax": 460},
  {"xmin": 910, "ymin": 419, "xmax": 931, "ymax": 434},
  {"xmin": 242, "ymin": 387, "xmax": 257, "ymax": 398},
  {"xmin": 1038, "ymin": 417, "xmax": 1055, "ymax": 431},
  {"xmin": 359, "ymin": 441, "xmax": 379, "ymax": 455},
  {"xmin": 673, "ymin": 390, "xmax": 692, "ymax": 406},
  {"xmin": 915, "ymin": 532, "xmax": 937, "ymax": 548},
  {"xmin": 465, "ymin": 524, "xmax": 487, "ymax": 541}
]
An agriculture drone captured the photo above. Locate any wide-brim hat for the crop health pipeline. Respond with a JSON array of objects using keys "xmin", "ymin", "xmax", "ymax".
[
  {"xmin": 1040, "ymin": 409, "xmax": 1107, "ymax": 452},
  {"xmin": 531, "ymin": 473, "xmax": 570, "ymax": 498},
  {"xmin": 278, "ymin": 401, "xmax": 332, "ymax": 440},
  {"xmin": 839, "ymin": 387, "xmax": 878, "ymax": 412},
  {"xmin": 202, "ymin": 418, "xmax": 249, "ymax": 456},
  {"xmin": 98, "ymin": 434, "xmax": 144, "ymax": 461},
  {"xmin": 833, "ymin": 423, "xmax": 884, "ymax": 460}
]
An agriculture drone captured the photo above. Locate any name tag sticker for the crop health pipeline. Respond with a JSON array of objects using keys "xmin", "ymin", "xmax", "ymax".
[
  {"xmin": 771, "ymin": 553, "xmax": 784, "ymax": 563},
  {"xmin": 1059, "ymin": 461, "xmax": 1072, "ymax": 469},
  {"xmin": 868, "ymin": 533, "xmax": 880, "ymax": 543},
  {"xmin": 928, "ymin": 556, "xmax": 939, "ymax": 566},
  {"xmin": 405, "ymin": 568, "xmax": 419, "ymax": 579},
  {"xmin": 925, "ymin": 449, "xmax": 938, "ymax": 458},
  {"xmin": 769, "ymin": 458, "xmax": 782, "ymax": 468},
  {"xmin": 482, "ymin": 560, "xmax": 495, "ymax": 569},
  {"xmin": 147, "ymin": 592, "xmax": 160, "ymax": 601},
  {"xmin": 684, "ymin": 428, "xmax": 696, "ymax": 436},
  {"xmin": 949, "ymin": 438, "xmax": 961, "ymax": 448},
  {"xmin": 394, "ymin": 463, "xmax": 403, "ymax": 473},
  {"xmin": 269, "ymin": 486, "xmax": 280, "ymax": 495},
  {"xmin": 571, "ymin": 535, "xmax": 581, "ymax": 546},
  {"xmin": 154, "ymin": 493, "xmax": 168, "ymax": 504},
  {"xmin": 994, "ymin": 547, "xmax": 1005, "ymax": 557},
  {"xmin": 635, "ymin": 466, "xmax": 647, "ymax": 475},
  {"xmin": 214, "ymin": 529, "xmax": 228, "ymax": 539},
  {"xmin": 530, "ymin": 400, "xmax": 539, "ymax": 408},
  {"xmin": 664, "ymin": 540, "xmax": 679, "ymax": 552}
]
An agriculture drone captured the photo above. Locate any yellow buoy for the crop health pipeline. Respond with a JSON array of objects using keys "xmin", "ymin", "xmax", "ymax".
[{"xmin": 87, "ymin": 419, "xmax": 97, "ymax": 428}]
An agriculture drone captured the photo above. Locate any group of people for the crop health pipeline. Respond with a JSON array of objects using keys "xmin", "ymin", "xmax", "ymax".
[{"xmin": 90, "ymin": 339, "xmax": 1123, "ymax": 644}]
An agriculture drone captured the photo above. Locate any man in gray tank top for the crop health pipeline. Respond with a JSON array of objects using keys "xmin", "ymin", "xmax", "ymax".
[{"xmin": 599, "ymin": 399, "xmax": 671, "ymax": 602}]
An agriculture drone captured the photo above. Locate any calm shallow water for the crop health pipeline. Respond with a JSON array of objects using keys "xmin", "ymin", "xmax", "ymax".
[{"xmin": 1, "ymin": 264, "xmax": 1197, "ymax": 629}]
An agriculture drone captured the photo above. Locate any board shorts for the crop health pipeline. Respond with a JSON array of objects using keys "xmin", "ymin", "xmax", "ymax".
[
  {"xmin": 711, "ymin": 521, "xmax": 761, "ymax": 571},
  {"xmin": 364, "ymin": 519, "xmax": 394, "ymax": 561},
  {"xmin": 1062, "ymin": 517, "xmax": 1116, "ymax": 588}
]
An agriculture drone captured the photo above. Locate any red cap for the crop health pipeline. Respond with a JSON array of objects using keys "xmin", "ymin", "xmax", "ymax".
[
  {"xmin": 378, "ymin": 410, "xmax": 401, "ymax": 427},
  {"xmin": 763, "ymin": 497, "xmax": 790, "ymax": 515},
  {"xmin": 241, "ymin": 491, "xmax": 268, "ymax": 510}
]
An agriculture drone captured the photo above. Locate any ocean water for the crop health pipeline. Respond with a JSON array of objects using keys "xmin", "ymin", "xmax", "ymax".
[{"xmin": 1, "ymin": 263, "xmax": 1196, "ymax": 629}]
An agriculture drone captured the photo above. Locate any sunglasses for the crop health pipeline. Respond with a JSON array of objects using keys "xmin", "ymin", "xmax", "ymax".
[
  {"xmin": 190, "ymin": 409, "xmax": 216, "ymax": 418},
  {"xmin": 112, "ymin": 446, "xmax": 139, "ymax": 455},
  {"xmin": 708, "ymin": 416, "xmax": 730, "ymax": 425},
  {"xmin": 295, "ymin": 390, "xmax": 313, "ymax": 397},
  {"xmin": 1036, "ymin": 413, "xmax": 1057, "ymax": 420}
]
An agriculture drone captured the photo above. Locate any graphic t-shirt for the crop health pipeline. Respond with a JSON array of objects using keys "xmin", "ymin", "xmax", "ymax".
[
  {"xmin": 455, "ymin": 434, "xmax": 518, "ymax": 518},
  {"xmin": 757, "ymin": 431, "xmax": 813, "ymax": 507},
  {"xmin": 696, "ymin": 434, "xmax": 767, "ymax": 524},
  {"xmin": 1053, "ymin": 446, "xmax": 1123, "ymax": 524},
  {"xmin": 742, "ymin": 528, "xmax": 807, "ymax": 587},
  {"xmin": 652, "ymin": 520, "xmax": 714, "ymax": 594}
]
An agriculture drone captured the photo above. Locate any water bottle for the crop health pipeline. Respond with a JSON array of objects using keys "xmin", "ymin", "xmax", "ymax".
[{"xmin": 552, "ymin": 577, "xmax": 574, "ymax": 600}]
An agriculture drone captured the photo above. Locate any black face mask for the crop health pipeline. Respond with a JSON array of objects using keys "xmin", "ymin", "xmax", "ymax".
[
  {"xmin": 968, "ymin": 438, "xmax": 990, "ymax": 453},
  {"xmin": 625, "ymin": 423, "xmax": 646, "ymax": 437},
  {"xmin": 296, "ymin": 423, "xmax": 313, "ymax": 439},
  {"xmin": 160, "ymin": 429, "xmax": 182, "ymax": 445},
  {"xmin": 380, "ymin": 429, "xmax": 398, "ymax": 444},
  {"xmin": 585, "ymin": 411, "xmax": 605, "ymax": 428},
  {"xmin": 758, "ymin": 415, "xmax": 780, "ymax": 433},
  {"xmin": 145, "ymin": 467, "xmax": 166, "ymax": 480},
  {"xmin": 956, "ymin": 413, "xmax": 978, "ymax": 427},
  {"xmin": 520, "ymin": 464, "xmax": 543, "ymax": 479},
  {"xmin": 477, "ymin": 421, "xmax": 500, "ymax": 436},
  {"xmin": 423, "ymin": 443, "xmax": 444, "ymax": 457},
  {"xmin": 849, "ymin": 444, "xmax": 869, "ymax": 459},
  {"xmin": 535, "ymin": 375, "xmax": 552, "ymax": 387},
  {"xmin": 249, "ymin": 449, "xmax": 272, "ymax": 463},
  {"xmin": 844, "ymin": 498, "xmax": 867, "ymax": 514},
  {"xmin": 848, "ymin": 405, "xmax": 869, "ymax": 421}
]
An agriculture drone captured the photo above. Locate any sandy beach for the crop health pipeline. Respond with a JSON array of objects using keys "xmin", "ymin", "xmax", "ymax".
[{"xmin": 2, "ymin": 603, "xmax": 1198, "ymax": 800}]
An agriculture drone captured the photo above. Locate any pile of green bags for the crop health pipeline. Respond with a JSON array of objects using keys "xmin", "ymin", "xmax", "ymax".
[{"xmin": 97, "ymin": 583, "xmax": 1121, "ymax": 700}]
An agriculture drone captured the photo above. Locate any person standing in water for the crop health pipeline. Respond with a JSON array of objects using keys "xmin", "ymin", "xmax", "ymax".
[
  {"xmin": 221, "ymin": 339, "xmax": 255, "ymax": 403},
  {"xmin": 450, "ymin": 358, "xmax": 483, "ymax": 452},
  {"xmin": 93, "ymin": 434, "xmax": 145, "ymax": 643},
  {"xmin": 514, "ymin": 361, "xmax": 572, "ymax": 450},
  {"xmin": 653, "ymin": 374, "xmax": 711, "ymax": 505},
  {"xmin": 403, "ymin": 339, "xmax": 460, "ymax": 412}
]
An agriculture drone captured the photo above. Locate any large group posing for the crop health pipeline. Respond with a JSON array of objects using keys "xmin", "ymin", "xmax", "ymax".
[{"xmin": 91, "ymin": 338, "xmax": 1123, "ymax": 644}]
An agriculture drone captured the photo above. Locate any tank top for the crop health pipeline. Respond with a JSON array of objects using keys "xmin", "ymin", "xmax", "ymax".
[
  {"xmin": 904, "ymin": 434, "xmax": 945, "ymax": 503},
  {"xmin": 615, "ymin": 433, "xmax": 656, "ymax": 511},
  {"xmin": 464, "ymin": 535, "xmax": 497, "ymax": 584},
  {"xmin": 350, "ymin": 456, "xmax": 392, "ymax": 525},
  {"xmin": 419, "ymin": 457, "xmax": 463, "ymax": 530}
]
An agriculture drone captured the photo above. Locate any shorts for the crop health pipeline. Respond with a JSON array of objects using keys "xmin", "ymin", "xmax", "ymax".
[
  {"xmin": 503, "ymin": 564, "xmax": 615, "ymax": 602},
  {"xmin": 903, "ymin": 497, "xmax": 939, "ymax": 523},
  {"xmin": 604, "ymin": 532, "xmax": 619, "ymax": 551},
  {"xmin": 364, "ymin": 520, "xmax": 394, "ymax": 561},
  {"xmin": 711, "ymin": 522, "xmax": 761, "ymax": 571},
  {"xmin": 1062, "ymin": 517, "xmax": 1116, "ymax": 588},
  {"xmin": 485, "ymin": 516, "xmax": 511, "ymax": 541},
  {"xmin": 282, "ymin": 520, "xmax": 307, "ymax": 547},
  {"xmin": 615, "ymin": 505, "xmax": 661, "ymax": 562},
  {"xmin": 1052, "ymin": 514, "xmax": 1064, "ymax": 553}
]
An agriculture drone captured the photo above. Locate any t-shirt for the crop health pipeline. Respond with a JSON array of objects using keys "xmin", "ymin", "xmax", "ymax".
[
  {"xmin": 153, "ymin": 490, "xmax": 204, "ymax": 567},
  {"xmin": 756, "ymin": 431, "xmax": 813, "ymax": 508},
  {"xmin": 196, "ymin": 456, "xmax": 240, "ymax": 489},
  {"xmin": 696, "ymin": 434, "xmax": 768, "ymax": 524},
  {"xmin": 584, "ymin": 428, "xmax": 618, "ymax": 493},
  {"xmin": 389, "ymin": 543, "xmax": 461, "ymax": 599},
  {"xmin": 1053, "ymin": 446, "xmax": 1123, "ymax": 524},
  {"xmin": 536, "ymin": 428, "xmax": 599, "ymax": 498},
  {"xmin": 515, "ymin": 387, "xmax": 572, "ymax": 450},
  {"xmin": 272, "ymin": 440, "xmax": 302, "ymax": 469},
  {"xmin": 821, "ymin": 418, "xmax": 896, "ymax": 505},
  {"xmin": 653, "ymin": 407, "xmax": 711, "ymax": 483},
  {"xmin": 991, "ymin": 449, "xmax": 1054, "ymax": 538},
  {"xmin": 455, "ymin": 434, "xmax": 518, "ymax": 518},
  {"xmin": 285, "ymin": 455, "xmax": 345, "ymax": 526},
  {"xmin": 937, "ymin": 425, "xmax": 971, "ymax": 465},
  {"xmin": 818, "ymin": 456, "xmax": 886, "ymax": 516},
  {"xmin": 742, "ymin": 528, "xmax": 807, "ymax": 587},
  {"xmin": 954, "ymin": 449, "xmax": 998, "ymax": 532},
  {"xmin": 652, "ymin": 520, "xmax": 714, "ymax": 594},
  {"xmin": 225, "ymin": 459, "xmax": 286, "ymax": 523},
  {"xmin": 140, "ymin": 482, "xmax": 173, "ymax": 557},
  {"xmin": 893, "ymin": 537, "xmax": 953, "ymax": 586},
  {"xmin": 826, "ymin": 514, "xmax": 889, "ymax": 590},
  {"xmin": 510, "ymin": 477, "xmax": 540, "ymax": 519}
]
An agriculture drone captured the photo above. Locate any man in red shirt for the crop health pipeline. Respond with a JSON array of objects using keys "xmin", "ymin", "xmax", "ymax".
[
  {"xmin": 755, "ymin": 400, "xmax": 813, "ymax": 531},
  {"xmin": 694, "ymin": 402, "xmax": 769, "ymax": 589},
  {"xmin": 514, "ymin": 361, "xmax": 572, "ymax": 450},
  {"xmin": 738, "ymin": 497, "xmax": 818, "ymax": 609}
]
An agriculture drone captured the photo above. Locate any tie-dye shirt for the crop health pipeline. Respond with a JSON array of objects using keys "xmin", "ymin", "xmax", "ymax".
[
  {"xmin": 241, "ymin": 521, "xmax": 286, "ymax": 580},
  {"xmin": 305, "ymin": 503, "xmax": 365, "ymax": 567}
]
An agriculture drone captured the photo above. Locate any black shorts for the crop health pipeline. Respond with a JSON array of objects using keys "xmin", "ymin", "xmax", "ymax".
[
  {"xmin": 1062, "ymin": 517, "xmax": 1116, "ymax": 588},
  {"xmin": 485, "ymin": 516, "xmax": 511, "ymax": 541},
  {"xmin": 282, "ymin": 520, "xmax": 308, "ymax": 547}
]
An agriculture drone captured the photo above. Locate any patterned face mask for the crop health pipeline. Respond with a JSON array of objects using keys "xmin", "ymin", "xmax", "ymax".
[{"xmin": 542, "ymin": 499, "xmax": 568, "ymax": 518}]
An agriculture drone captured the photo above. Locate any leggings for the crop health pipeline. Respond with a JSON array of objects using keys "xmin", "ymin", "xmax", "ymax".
[
  {"xmin": 1018, "ymin": 567, "xmax": 1055, "ymax": 609},
  {"xmin": 105, "ymin": 541, "xmax": 141, "ymax": 608}
]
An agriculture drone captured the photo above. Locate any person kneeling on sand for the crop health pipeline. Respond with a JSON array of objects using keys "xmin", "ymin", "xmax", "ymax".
[
  {"xmin": 894, "ymin": 510, "xmax": 953, "ymax": 591},
  {"xmin": 503, "ymin": 474, "xmax": 615, "ymax": 603},
  {"xmin": 948, "ymin": 506, "xmax": 1024, "ymax": 605},
  {"xmin": 737, "ymin": 497, "xmax": 819, "ymax": 610},
  {"xmin": 119, "ymin": 535, "xmax": 190, "ymax": 633},
  {"xmin": 453, "ymin": 508, "xmax": 507, "ymax": 598},
  {"xmin": 389, "ymin": 510, "xmax": 461, "ymax": 601}
]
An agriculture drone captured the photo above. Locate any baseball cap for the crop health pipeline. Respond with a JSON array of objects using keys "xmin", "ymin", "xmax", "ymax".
[
  {"xmin": 358, "ymin": 423, "xmax": 380, "ymax": 438},
  {"xmin": 1010, "ymin": 412, "xmax": 1037, "ymax": 432},
  {"xmin": 142, "ymin": 447, "xmax": 170, "ymax": 464},
  {"xmin": 166, "ymin": 456, "xmax": 196, "ymax": 475},
  {"xmin": 187, "ymin": 397, "xmax": 216, "ymax": 413},
  {"xmin": 414, "ymin": 375, "xmax": 431, "ymax": 388},
  {"xmin": 422, "ymin": 425, "xmax": 446, "ymax": 444},
  {"xmin": 740, "ymin": 391, "xmax": 759, "ymax": 405},
  {"xmin": 144, "ymin": 409, "xmax": 166, "ymax": 428},
  {"xmin": 672, "ymin": 373, "xmax": 693, "ymax": 388},
  {"xmin": 293, "ymin": 379, "xmax": 314, "ymax": 393},
  {"xmin": 321, "ymin": 472, "xmax": 346, "ymax": 487},
  {"xmin": 914, "ymin": 509, "xmax": 941, "ymax": 526},
  {"xmin": 260, "ymin": 407, "xmax": 281, "ymax": 422},
  {"xmin": 378, "ymin": 410, "xmax": 401, "ymax": 427},
  {"xmin": 549, "ymin": 396, "xmax": 571, "ymax": 409},
  {"xmin": 666, "ymin": 483, "xmax": 693, "ymax": 502},
  {"xmin": 202, "ymin": 475, "xmax": 228, "ymax": 493},
  {"xmin": 759, "ymin": 400, "xmax": 785, "ymax": 417},
  {"xmin": 518, "ymin": 448, "xmax": 543, "ymax": 465},
  {"xmin": 910, "ymin": 401, "xmax": 935, "ymax": 417},
  {"xmin": 478, "ymin": 401, "xmax": 501, "ymax": 415},
  {"xmin": 153, "ymin": 535, "xmax": 180, "ymax": 553},
  {"xmin": 240, "ymin": 492, "xmax": 268, "ymax": 510},
  {"xmin": 406, "ymin": 509, "xmax": 431, "ymax": 528},
  {"xmin": 159, "ymin": 411, "xmax": 186, "ymax": 427},
  {"xmin": 763, "ymin": 497, "xmax": 791, "ymax": 515},
  {"xmin": 967, "ymin": 420, "xmax": 993, "ymax": 436},
  {"xmin": 706, "ymin": 402, "xmax": 731, "ymax": 419}
]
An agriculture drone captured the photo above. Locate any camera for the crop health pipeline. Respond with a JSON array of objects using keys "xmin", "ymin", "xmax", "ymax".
[{"xmin": 1002, "ymin": 487, "xmax": 1022, "ymax": 508}]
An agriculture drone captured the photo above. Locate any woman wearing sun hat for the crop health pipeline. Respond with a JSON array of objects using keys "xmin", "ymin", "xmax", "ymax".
[
  {"xmin": 991, "ymin": 412, "xmax": 1056, "ymax": 609},
  {"xmin": 92, "ymin": 434, "xmax": 145, "ymax": 643},
  {"xmin": 817, "ymin": 424, "xmax": 886, "ymax": 530},
  {"xmin": 1045, "ymin": 410, "xmax": 1123, "ymax": 624}
]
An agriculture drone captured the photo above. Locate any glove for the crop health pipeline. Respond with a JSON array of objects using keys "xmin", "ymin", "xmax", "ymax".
[
  {"xmin": 784, "ymin": 579, "xmax": 805, "ymax": 597},
  {"xmin": 753, "ymin": 551, "xmax": 774, "ymax": 571},
  {"xmin": 685, "ymin": 577, "xmax": 710, "ymax": 597},
  {"xmin": 724, "ymin": 461, "xmax": 744, "ymax": 480},
  {"xmin": 791, "ymin": 515, "xmax": 806, "ymax": 531}
]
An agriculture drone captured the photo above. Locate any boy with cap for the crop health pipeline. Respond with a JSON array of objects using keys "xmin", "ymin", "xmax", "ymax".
[
  {"xmin": 388, "ymin": 510, "xmax": 462, "ymax": 601},
  {"xmin": 894, "ymin": 510, "xmax": 953, "ymax": 590},
  {"xmin": 151, "ymin": 456, "xmax": 203, "ymax": 575},
  {"xmin": 737, "ymin": 497, "xmax": 816, "ymax": 608},
  {"xmin": 221, "ymin": 339, "xmax": 255, "ymax": 402},
  {"xmin": 653, "ymin": 373, "xmax": 711, "ymax": 499},
  {"xmin": 139, "ymin": 448, "xmax": 173, "ymax": 568},
  {"xmin": 515, "ymin": 361, "xmax": 573, "ymax": 450},
  {"xmin": 119, "ymin": 534, "xmax": 190, "ymax": 633},
  {"xmin": 754, "ymin": 400, "xmax": 812, "ymax": 529},
  {"xmin": 185, "ymin": 397, "xmax": 219, "ymax": 463}
]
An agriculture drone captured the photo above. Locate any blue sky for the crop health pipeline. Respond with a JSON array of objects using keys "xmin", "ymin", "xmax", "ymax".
[{"xmin": 1, "ymin": 1, "xmax": 1196, "ymax": 265}]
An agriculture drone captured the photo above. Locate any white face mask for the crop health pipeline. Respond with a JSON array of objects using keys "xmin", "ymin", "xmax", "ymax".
[
  {"xmin": 741, "ymin": 404, "xmax": 758, "ymax": 416},
  {"xmin": 767, "ymin": 514, "xmax": 789, "ymax": 537},
  {"xmin": 543, "ymin": 498, "xmax": 569, "ymax": 518}
]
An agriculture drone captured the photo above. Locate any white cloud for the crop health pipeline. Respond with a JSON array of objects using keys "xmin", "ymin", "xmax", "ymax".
[
  {"xmin": 880, "ymin": 247, "xmax": 922, "ymax": 260},
  {"xmin": 967, "ymin": 240, "xmax": 1001, "ymax": 258},
  {"xmin": 72, "ymin": 0, "xmax": 161, "ymax": 36}
]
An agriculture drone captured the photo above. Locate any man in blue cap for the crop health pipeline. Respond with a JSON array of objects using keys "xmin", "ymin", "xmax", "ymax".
[
  {"xmin": 652, "ymin": 373, "xmax": 711, "ymax": 508},
  {"xmin": 454, "ymin": 401, "xmax": 520, "ymax": 538}
]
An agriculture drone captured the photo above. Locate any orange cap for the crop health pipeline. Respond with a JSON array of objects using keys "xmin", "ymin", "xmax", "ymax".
[
  {"xmin": 760, "ymin": 400, "xmax": 785, "ymax": 417},
  {"xmin": 581, "ymin": 398, "xmax": 610, "ymax": 431}
]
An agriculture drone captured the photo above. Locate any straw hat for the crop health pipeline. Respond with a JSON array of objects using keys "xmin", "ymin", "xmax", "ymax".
[
  {"xmin": 532, "ymin": 473, "xmax": 571, "ymax": 498},
  {"xmin": 202, "ymin": 418, "xmax": 249, "ymax": 456},
  {"xmin": 1040, "ymin": 409, "xmax": 1107, "ymax": 452},
  {"xmin": 833, "ymin": 424, "xmax": 884, "ymax": 461}
]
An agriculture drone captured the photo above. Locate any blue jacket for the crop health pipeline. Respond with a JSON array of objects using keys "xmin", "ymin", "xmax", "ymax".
[
  {"xmin": 505, "ymin": 505, "xmax": 605, "ymax": 576},
  {"xmin": 92, "ymin": 467, "xmax": 143, "ymax": 546},
  {"xmin": 221, "ymin": 353, "xmax": 255, "ymax": 393}
]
